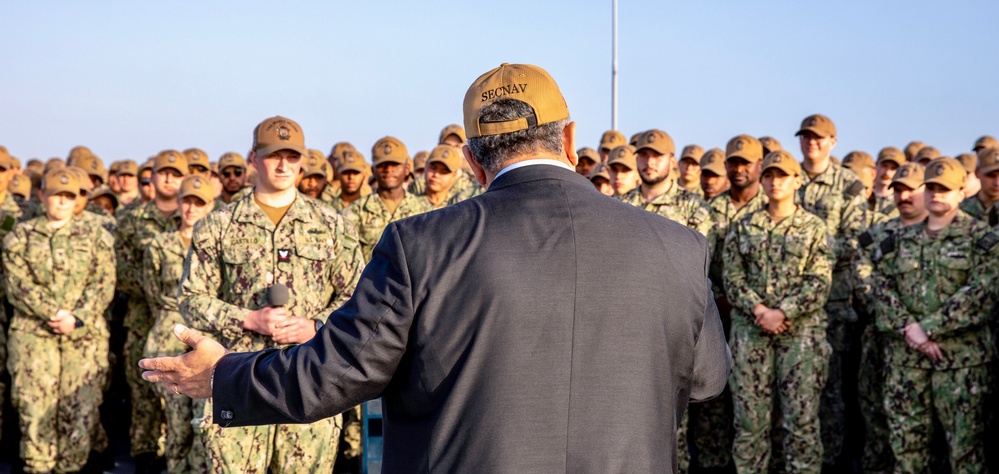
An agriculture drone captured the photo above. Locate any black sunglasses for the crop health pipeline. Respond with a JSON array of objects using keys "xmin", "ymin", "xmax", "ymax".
[
  {"xmin": 222, "ymin": 169, "xmax": 244, "ymax": 178},
  {"xmin": 139, "ymin": 178, "xmax": 152, "ymax": 186}
]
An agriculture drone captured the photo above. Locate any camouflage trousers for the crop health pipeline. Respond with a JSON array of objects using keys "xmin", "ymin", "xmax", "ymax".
[
  {"xmin": 820, "ymin": 302, "xmax": 855, "ymax": 465},
  {"xmin": 856, "ymin": 324, "xmax": 892, "ymax": 474},
  {"xmin": 730, "ymin": 324, "xmax": 830, "ymax": 474},
  {"xmin": 7, "ymin": 327, "xmax": 109, "ymax": 473},
  {"xmin": 198, "ymin": 398, "xmax": 342, "ymax": 473},
  {"xmin": 884, "ymin": 363, "xmax": 990, "ymax": 474},
  {"xmin": 688, "ymin": 388, "xmax": 733, "ymax": 469},
  {"xmin": 678, "ymin": 410, "xmax": 689, "ymax": 473},
  {"xmin": 339, "ymin": 405, "xmax": 363, "ymax": 462},
  {"xmin": 124, "ymin": 299, "xmax": 165, "ymax": 456},
  {"xmin": 145, "ymin": 309, "xmax": 204, "ymax": 473}
]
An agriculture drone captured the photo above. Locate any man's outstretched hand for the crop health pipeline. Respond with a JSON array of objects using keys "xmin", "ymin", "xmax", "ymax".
[{"xmin": 139, "ymin": 324, "xmax": 228, "ymax": 399}]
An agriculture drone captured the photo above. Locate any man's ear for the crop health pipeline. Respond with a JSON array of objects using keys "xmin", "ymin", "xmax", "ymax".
[
  {"xmin": 563, "ymin": 121, "xmax": 578, "ymax": 167},
  {"xmin": 462, "ymin": 145, "xmax": 487, "ymax": 186}
]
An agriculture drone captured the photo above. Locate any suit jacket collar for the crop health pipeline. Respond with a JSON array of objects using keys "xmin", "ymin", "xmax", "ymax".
[{"xmin": 487, "ymin": 163, "xmax": 592, "ymax": 193}]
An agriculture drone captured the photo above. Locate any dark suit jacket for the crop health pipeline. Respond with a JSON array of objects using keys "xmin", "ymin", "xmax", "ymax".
[{"xmin": 213, "ymin": 164, "xmax": 730, "ymax": 473}]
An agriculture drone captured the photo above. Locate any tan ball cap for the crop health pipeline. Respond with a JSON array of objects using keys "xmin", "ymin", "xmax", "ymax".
[
  {"xmin": 680, "ymin": 144, "xmax": 704, "ymax": 162},
  {"xmin": 607, "ymin": 145, "xmax": 638, "ymax": 170},
  {"xmin": 338, "ymin": 150, "xmax": 367, "ymax": 174},
  {"xmin": 699, "ymin": 148, "xmax": 726, "ymax": 176},
  {"xmin": 0, "ymin": 147, "xmax": 11, "ymax": 170},
  {"xmin": 923, "ymin": 157, "xmax": 966, "ymax": 190},
  {"xmin": 977, "ymin": 147, "xmax": 999, "ymax": 174},
  {"xmin": 8, "ymin": 175, "xmax": 30, "ymax": 200},
  {"xmin": 726, "ymin": 135, "xmax": 763, "ymax": 162},
  {"xmin": 876, "ymin": 147, "xmax": 906, "ymax": 166},
  {"xmin": 178, "ymin": 175, "xmax": 215, "ymax": 204},
  {"xmin": 634, "ymin": 129, "xmax": 675, "ymax": 156},
  {"xmin": 577, "ymin": 147, "xmax": 599, "ymax": 163},
  {"xmin": 219, "ymin": 152, "xmax": 246, "ymax": 171},
  {"xmin": 67, "ymin": 146, "xmax": 93, "ymax": 165},
  {"xmin": 599, "ymin": 130, "xmax": 627, "ymax": 151},
  {"xmin": 955, "ymin": 153, "xmax": 977, "ymax": 173},
  {"xmin": 412, "ymin": 151, "xmax": 429, "ymax": 170},
  {"xmin": 438, "ymin": 124, "xmax": 467, "ymax": 145},
  {"xmin": 302, "ymin": 154, "xmax": 329, "ymax": 178},
  {"xmin": 762, "ymin": 150, "xmax": 802, "ymax": 176},
  {"xmin": 184, "ymin": 148, "xmax": 211, "ymax": 171},
  {"xmin": 427, "ymin": 145, "xmax": 463, "ymax": 173},
  {"xmin": 795, "ymin": 114, "xmax": 836, "ymax": 138},
  {"xmin": 588, "ymin": 163, "xmax": 610, "ymax": 182},
  {"xmin": 328, "ymin": 142, "xmax": 357, "ymax": 162},
  {"xmin": 843, "ymin": 151, "xmax": 875, "ymax": 170},
  {"xmin": 67, "ymin": 167, "xmax": 93, "ymax": 193},
  {"xmin": 252, "ymin": 116, "xmax": 307, "ymax": 158},
  {"xmin": 903, "ymin": 141, "xmax": 925, "ymax": 162},
  {"xmin": 43, "ymin": 169, "xmax": 79, "ymax": 197},
  {"xmin": 759, "ymin": 136, "xmax": 783, "ymax": 154},
  {"xmin": 890, "ymin": 163, "xmax": 925, "ymax": 189},
  {"xmin": 463, "ymin": 63, "xmax": 570, "ymax": 139},
  {"xmin": 139, "ymin": 158, "xmax": 154, "ymax": 175},
  {"xmin": 89, "ymin": 185, "xmax": 118, "ymax": 208},
  {"xmin": 75, "ymin": 154, "xmax": 106, "ymax": 180},
  {"xmin": 371, "ymin": 136, "xmax": 409, "ymax": 166},
  {"xmin": 973, "ymin": 135, "xmax": 997, "ymax": 152},
  {"xmin": 116, "ymin": 160, "xmax": 138, "ymax": 176},
  {"xmin": 915, "ymin": 146, "xmax": 941, "ymax": 164},
  {"xmin": 154, "ymin": 150, "xmax": 189, "ymax": 175}
]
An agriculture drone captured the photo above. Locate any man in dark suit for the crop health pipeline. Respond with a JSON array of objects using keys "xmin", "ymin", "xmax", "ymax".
[{"xmin": 140, "ymin": 63, "xmax": 730, "ymax": 473}]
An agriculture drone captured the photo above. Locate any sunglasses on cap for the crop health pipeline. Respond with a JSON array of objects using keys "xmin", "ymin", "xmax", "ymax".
[
  {"xmin": 190, "ymin": 165, "xmax": 208, "ymax": 173},
  {"xmin": 222, "ymin": 169, "xmax": 244, "ymax": 178},
  {"xmin": 139, "ymin": 178, "xmax": 152, "ymax": 186}
]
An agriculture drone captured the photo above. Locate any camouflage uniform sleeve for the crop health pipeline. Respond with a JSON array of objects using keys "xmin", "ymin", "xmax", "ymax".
[
  {"xmin": 310, "ymin": 213, "xmax": 365, "ymax": 322},
  {"xmin": 778, "ymin": 221, "xmax": 833, "ymax": 321},
  {"xmin": 722, "ymin": 223, "xmax": 763, "ymax": 322},
  {"xmin": 687, "ymin": 199, "xmax": 713, "ymax": 237},
  {"xmin": 72, "ymin": 228, "xmax": 117, "ymax": 326},
  {"xmin": 179, "ymin": 216, "xmax": 248, "ymax": 342},
  {"xmin": 851, "ymin": 230, "xmax": 878, "ymax": 316},
  {"xmin": 114, "ymin": 210, "xmax": 141, "ymax": 297},
  {"xmin": 873, "ymin": 241, "xmax": 915, "ymax": 335},
  {"xmin": 2, "ymin": 225, "xmax": 61, "ymax": 320},
  {"xmin": 918, "ymin": 229, "xmax": 999, "ymax": 337},
  {"xmin": 139, "ymin": 242, "xmax": 163, "ymax": 313},
  {"xmin": 834, "ymin": 191, "xmax": 868, "ymax": 265}
]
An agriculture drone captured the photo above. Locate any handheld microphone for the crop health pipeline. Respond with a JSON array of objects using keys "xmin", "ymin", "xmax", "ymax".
[{"xmin": 268, "ymin": 283, "xmax": 289, "ymax": 307}]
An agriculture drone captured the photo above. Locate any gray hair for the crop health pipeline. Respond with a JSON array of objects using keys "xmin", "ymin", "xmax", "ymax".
[{"xmin": 466, "ymin": 99, "xmax": 569, "ymax": 174}]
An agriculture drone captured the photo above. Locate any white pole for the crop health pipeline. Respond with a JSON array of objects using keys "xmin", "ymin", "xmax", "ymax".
[{"xmin": 612, "ymin": 0, "xmax": 618, "ymax": 130}]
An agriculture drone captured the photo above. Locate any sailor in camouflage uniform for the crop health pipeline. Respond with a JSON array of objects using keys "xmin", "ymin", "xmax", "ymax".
[
  {"xmin": 875, "ymin": 158, "xmax": 997, "ymax": 473},
  {"xmin": 621, "ymin": 129, "xmax": 712, "ymax": 236},
  {"xmin": 141, "ymin": 175, "xmax": 216, "ymax": 473},
  {"xmin": 116, "ymin": 150, "xmax": 188, "ymax": 465},
  {"xmin": 843, "ymin": 150, "xmax": 899, "ymax": 228},
  {"xmin": 329, "ymin": 150, "xmax": 368, "ymax": 213},
  {"xmin": 724, "ymin": 150, "xmax": 833, "ymax": 474},
  {"xmin": 180, "ymin": 116, "xmax": 364, "ymax": 473},
  {"xmin": 0, "ymin": 148, "xmax": 22, "ymax": 441},
  {"xmin": 852, "ymin": 162, "xmax": 927, "ymax": 474},
  {"xmin": 342, "ymin": 136, "xmax": 431, "ymax": 262},
  {"xmin": 960, "ymin": 146, "xmax": 999, "ymax": 221},
  {"xmin": 794, "ymin": 114, "xmax": 869, "ymax": 467},
  {"xmin": 2, "ymin": 168, "xmax": 116, "ymax": 473}
]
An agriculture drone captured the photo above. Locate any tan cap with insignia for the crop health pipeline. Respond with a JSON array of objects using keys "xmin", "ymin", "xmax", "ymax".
[
  {"xmin": 42, "ymin": 169, "xmax": 79, "ymax": 197},
  {"xmin": 67, "ymin": 146, "xmax": 93, "ymax": 166},
  {"xmin": 762, "ymin": 150, "xmax": 802, "ymax": 176},
  {"xmin": 699, "ymin": 148, "xmax": 726, "ymax": 176},
  {"xmin": 44, "ymin": 158, "xmax": 64, "ymax": 173},
  {"xmin": 876, "ymin": 147, "xmax": 906, "ymax": 166},
  {"xmin": 252, "ymin": 116, "xmax": 307, "ymax": 158},
  {"xmin": 302, "ymin": 154, "xmax": 328, "ymax": 178},
  {"xmin": 680, "ymin": 144, "xmax": 704, "ymax": 162},
  {"xmin": 628, "ymin": 131, "xmax": 642, "ymax": 147},
  {"xmin": 577, "ymin": 147, "xmax": 599, "ymax": 163},
  {"xmin": 89, "ymin": 185, "xmax": 118, "ymax": 208},
  {"xmin": 726, "ymin": 135, "xmax": 763, "ymax": 162},
  {"xmin": 183, "ymin": 148, "xmax": 211, "ymax": 171},
  {"xmin": 328, "ymin": 142, "xmax": 357, "ymax": 162},
  {"xmin": 219, "ymin": 152, "xmax": 246, "ymax": 171},
  {"xmin": 138, "ymin": 158, "xmax": 154, "ymax": 175},
  {"xmin": 973, "ymin": 135, "xmax": 997, "ymax": 152},
  {"xmin": 759, "ymin": 136, "xmax": 783, "ymax": 155},
  {"xmin": 915, "ymin": 146, "xmax": 941, "ymax": 164},
  {"xmin": 108, "ymin": 161, "xmax": 121, "ymax": 175},
  {"xmin": 75, "ymin": 154, "xmax": 106, "ymax": 180},
  {"xmin": 890, "ymin": 163, "xmax": 925, "ymax": 189},
  {"xmin": 178, "ymin": 175, "xmax": 215, "ymax": 204},
  {"xmin": 903, "ymin": 141, "xmax": 925, "ymax": 162},
  {"xmin": 977, "ymin": 147, "xmax": 999, "ymax": 175},
  {"xmin": 463, "ymin": 63, "xmax": 570, "ymax": 139},
  {"xmin": 8, "ymin": 175, "xmax": 30, "ymax": 200},
  {"xmin": 427, "ymin": 145, "xmax": 463, "ymax": 173},
  {"xmin": 634, "ymin": 129, "xmax": 675, "ymax": 156},
  {"xmin": 843, "ymin": 151, "xmax": 875, "ymax": 170},
  {"xmin": 413, "ymin": 151, "xmax": 430, "ymax": 170},
  {"xmin": 923, "ymin": 157, "xmax": 966, "ymax": 190},
  {"xmin": 607, "ymin": 145, "xmax": 638, "ymax": 170},
  {"xmin": 10, "ymin": 156, "xmax": 20, "ymax": 170},
  {"xmin": 67, "ymin": 167, "xmax": 93, "ymax": 193},
  {"xmin": 955, "ymin": 153, "xmax": 977, "ymax": 173},
  {"xmin": 588, "ymin": 162, "xmax": 610, "ymax": 182},
  {"xmin": 371, "ymin": 136, "xmax": 409, "ymax": 166},
  {"xmin": 338, "ymin": 150, "xmax": 367, "ymax": 174},
  {"xmin": 154, "ymin": 150, "xmax": 188, "ymax": 175},
  {"xmin": 116, "ymin": 160, "xmax": 138, "ymax": 176},
  {"xmin": 439, "ymin": 124, "xmax": 467, "ymax": 145},
  {"xmin": 795, "ymin": 114, "xmax": 836, "ymax": 138},
  {"xmin": 599, "ymin": 130, "xmax": 627, "ymax": 151}
]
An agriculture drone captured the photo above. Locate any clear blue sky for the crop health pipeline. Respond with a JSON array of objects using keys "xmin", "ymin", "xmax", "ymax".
[{"xmin": 2, "ymin": 1, "xmax": 996, "ymax": 165}]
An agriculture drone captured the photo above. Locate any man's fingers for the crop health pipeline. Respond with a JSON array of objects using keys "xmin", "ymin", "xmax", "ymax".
[
  {"xmin": 173, "ymin": 324, "xmax": 207, "ymax": 349},
  {"xmin": 140, "ymin": 370, "xmax": 177, "ymax": 384},
  {"xmin": 138, "ymin": 355, "xmax": 179, "ymax": 372}
]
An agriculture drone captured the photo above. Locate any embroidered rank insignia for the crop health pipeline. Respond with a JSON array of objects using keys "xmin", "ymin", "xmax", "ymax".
[
  {"xmin": 859, "ymin": 231, "xmax": 874, "ymax": 248},
  {"xmin": 277, "ymin": 249, "xmax": 291, "ymax": 262},
  {"xmin": 879, "ymin": 235, "xmax": 896, "ymax": 256}
]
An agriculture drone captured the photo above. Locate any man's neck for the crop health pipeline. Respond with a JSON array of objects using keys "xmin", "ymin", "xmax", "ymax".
[
  {"xmin": 154, "ymin": 196, "xmax": 178, "ymax": 217},
  {"xmin": 802, "ymin": 156, "xmax": 831, "ymax": 179},
  {"xmin": 118, "ymin": 189, "xmax": 139, "ymax": 204},
  {"xmin": 339, "ymin": 190, "xmax": 361, "ymax": 206},
  {"xmin": 926, "ymin": 209, "xmax": 958, "ymax": 231},
  {"xmin": 377, "ymin": 186, "xmax": 405, "ymax": 202},
  {"xmin": 179, "ymin": 223, "xmax": 195, "ymax": 239},
  {"xmin": 425, "ymin": 187, "xmax": 451, "ymax": 206},
  {"xmin": 977, "ymin": 190, "xmax": 998, "ymax": 209},
  {"xmin": 766, "ymin": 199, "xmax": 796, "ymax": 222},
  {"xmin": 253, "ymin": 186, "xmax": 297, "ymax": 208},
  {"xmin": 640, "ymin": 178, "xmax": 673, "ymax": 203},
  {"xmin": 729, "ymin": 182, "xmax": 760, "ymax": 210},
  {"xmin": 900, "ymin": 211, "xmax": 928, "ymax": 227},
  {"xmin": 873, "ymin": 183, "xmax": 891, "ymax": 198}
]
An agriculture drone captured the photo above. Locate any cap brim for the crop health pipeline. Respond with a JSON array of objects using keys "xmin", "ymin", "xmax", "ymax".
[
  {"xmin": 636, "ymin": 144, "xmax": 671, "ymax": 155},
  {"xmin": 372, "ymin": 157, "xmax": 408, "ymax": 166},
  {"xmin": 256, "ymin": 144, "xmax": 308, "ymax": 159},
  {"xmin": 762, "ymin": 163, "xmax": 800, "ymax": 176},
  {"xmin": 427, "ymin": 158, "xmax": 459, "ymax": 173},
  {"xmin": 794, "ymin": 127, "xmax": 833, "ymax": 138},
  {"xmin": 725, "ymin": 153, "xmax": 760, "ymax": 163},
  {"xmin": 923, "ymin": 177, "xmax": 962, "ymax": 190},
  {"xmin": 701, "ymin": 165, "xmax": 727, "ymax": 176},
  {"xmin": 889, "ymin": 178, "xmax": 922, "ymax": 189},
  {"xmin": 978, "ymin": 163, "xmax": 999, "ymax": 175}
]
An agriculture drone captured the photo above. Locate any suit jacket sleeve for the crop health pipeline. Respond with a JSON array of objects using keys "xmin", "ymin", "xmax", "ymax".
[
  {"xmin": 688, "ymin": 238, "xmax": 731, "ymax": 402},
  {"xmin": 211, "ymin": 223, "xmax": 415, "ymax": 426}
]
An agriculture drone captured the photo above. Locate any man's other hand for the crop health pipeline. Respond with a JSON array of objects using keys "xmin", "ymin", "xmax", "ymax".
[{"xmin": 139, "ymin": 324, "xmax": 228, "ymax": 399}]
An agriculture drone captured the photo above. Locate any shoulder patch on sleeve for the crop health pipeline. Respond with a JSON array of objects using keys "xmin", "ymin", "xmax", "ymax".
[
  {"xmin": 989, "ymin": 208, "xmax": 998, "ymax": 227},
  {"xmin": 845, "ymin": 180, "xmax": 865, "ymax": 197},
  {"xmin": 859, "ymin": 231, "xmax": 874, "ymax": 248},
  {"xmin": 98, "ymin": 228, "xmax": 115, "ymax": 250},
  {"xmin": 0, "ymin": 214, "xmax": 16, "ymax": 232},
  {"xmin": 879, "ymin": 233, "xmax": 896, "ymax": 256},
  {"xmin": 976, "ymin": 231, "xmax": 999, "ymax": 252},
  {"xmin": 2, "ymin": 229, "xmax": 21, "ymax": 252}
]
